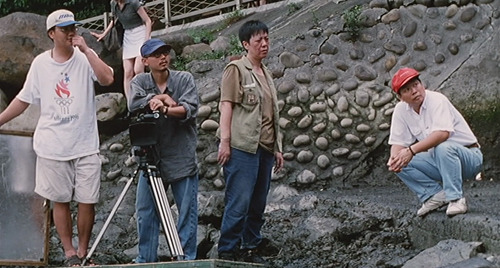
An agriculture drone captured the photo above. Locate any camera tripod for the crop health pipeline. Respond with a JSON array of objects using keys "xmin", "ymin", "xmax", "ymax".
[{"xmin": 83, "ymin": 118, "xmax": 184, "ymax": 265}]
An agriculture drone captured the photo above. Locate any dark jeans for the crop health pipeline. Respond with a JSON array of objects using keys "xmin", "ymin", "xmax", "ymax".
[
  {"xmin": 135, "ymin": 172, "xmax": 199, "ymax": 262},
  {"xmin": 218, "ymin": 146, "xmax": 274, "ymax": 253}
]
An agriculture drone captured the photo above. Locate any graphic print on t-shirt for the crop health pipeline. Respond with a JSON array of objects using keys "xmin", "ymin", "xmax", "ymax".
[{"xmin": 54, "ymin": 72, "xmax": 73, "ymax": 115}]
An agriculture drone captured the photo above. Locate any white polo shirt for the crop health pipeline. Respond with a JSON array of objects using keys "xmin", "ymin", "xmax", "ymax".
[{"xmin": 389, "ymin": 90, "xmax": 477, "ymax": 147}]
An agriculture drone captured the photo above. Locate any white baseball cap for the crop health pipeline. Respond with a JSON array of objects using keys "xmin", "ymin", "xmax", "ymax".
[{"xmin": 46, "ymin": 9, "xmax": 82, "ymax": 31}]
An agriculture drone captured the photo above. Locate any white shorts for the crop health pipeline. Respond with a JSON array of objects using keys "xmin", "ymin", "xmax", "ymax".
[
  {"xmin": 122, "ymin": 24, "xmax": 146, "ymax": 60},
  {"xmin": 34, "ymin": 154, "xmax": 101, "ymax": 203}
]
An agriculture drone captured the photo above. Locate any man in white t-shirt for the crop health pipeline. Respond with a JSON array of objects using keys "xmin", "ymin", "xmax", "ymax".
[
  {"xmin": 0, "ymin": 9, "xmax": 113, "ymax": 267},
  {"xmin": 387, "ymin": 67, "xmax": 482, "ymax": 217}
]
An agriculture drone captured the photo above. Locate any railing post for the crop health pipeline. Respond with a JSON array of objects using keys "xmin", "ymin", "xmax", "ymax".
[
  {"xmin": 104, "ymin": 12, "xmax": 110, "ymax": 29},
  {"xmin": 164, "ymin": 0, "xmax": 171, "ymax": 27},
  {"xmin": 236, "ymin": 0, "xmax": 242, "ymax": 10}
]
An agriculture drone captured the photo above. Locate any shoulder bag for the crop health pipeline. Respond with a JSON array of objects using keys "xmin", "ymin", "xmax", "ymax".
[
  {"xmin": 103, "ymin": 2, "xmax": 124, "ymax": 52},
  {"xmin": 103, "ymin": 17, "xmax": 124, "ymax": 52}
]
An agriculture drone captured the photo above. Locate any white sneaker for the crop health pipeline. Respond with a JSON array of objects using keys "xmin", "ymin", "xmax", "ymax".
[
  {"xmin": 417, "ymin": 190, "xmax": 448, "ymax": 217},
  {"xmin": 446, "ymin": 197, "xmax": 467, "ymax": 216}
]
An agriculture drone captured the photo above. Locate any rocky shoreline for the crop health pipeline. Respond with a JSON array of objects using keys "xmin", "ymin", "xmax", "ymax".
[{"xmin": 1, "ymin": 0, "xmax": 500, "ymax": 267}]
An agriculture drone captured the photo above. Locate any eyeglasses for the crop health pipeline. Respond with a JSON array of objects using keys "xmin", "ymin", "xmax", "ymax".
[
  {"xmin": 148, "ymin": 50, "xmax": 170, "ymax": 58},
  {"xmin": 57, "ymin": 25, "xmax": 78, "ymax": 33}
]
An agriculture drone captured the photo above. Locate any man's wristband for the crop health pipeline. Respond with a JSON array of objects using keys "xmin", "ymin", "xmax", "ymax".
[{"xmin": 408, "ymin": 146, "xmax": 416, "ymax": 156}]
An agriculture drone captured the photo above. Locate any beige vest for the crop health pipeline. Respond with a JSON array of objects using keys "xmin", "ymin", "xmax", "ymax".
[{"xmin": 217, "ymin": 56, "xmax": 282, "ymax": 154}]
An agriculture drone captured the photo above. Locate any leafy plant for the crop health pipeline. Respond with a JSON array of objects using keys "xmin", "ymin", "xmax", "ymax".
[
  {"xmin": 311, "ymin": 10, "xmax": 320, "ymax": 28},
  {"xmin": 287, "ymin": 3, "xmax": 302, "ymax": 15},
  {"xmin": 0, "ymin": 0, "xmax": 106, "ymax": 19},
  {"xmin": 227, "ymin": 34, "xmax": 245, "ymax": 55},
  {"xmin": 188, "ymin": 28, "xmax": 215, "ymax": 44},
  {"xmin": 171, "ymin": 55, "xmax": 189, "ymax": 71},
  {"xmin": 342, "ymin": 5, "xmax": 363, "ymax": 39},
  {"xmin": 171, "ymin": 34, "xmax": 245, "ymax": 71},
  {"xmin": 223, "ymin": 9, "xmax": 244, "ymax": 27}
]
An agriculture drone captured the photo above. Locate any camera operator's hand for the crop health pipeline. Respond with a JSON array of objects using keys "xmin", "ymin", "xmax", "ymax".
[
  {"xmin": 148, "ymin": 98, "xmax": 164, "ymax": 112},
  {"xmin": 153, "ymin": 94, "xmax": 177, "ymax": 107}
]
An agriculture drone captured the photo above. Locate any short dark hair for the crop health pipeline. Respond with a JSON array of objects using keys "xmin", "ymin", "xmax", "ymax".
[{"xmin": 238, "ymin": 20, "xmax": 268, "ymax": 45}]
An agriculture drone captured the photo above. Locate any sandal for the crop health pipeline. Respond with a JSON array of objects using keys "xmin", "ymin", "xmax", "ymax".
[
  {"xmin": 64, "ymin": 255, "xmax": 82, "ymax": 267},
  {"xmin": 81, "ymin": 257, "xmax": 98, "ymax": 266}
]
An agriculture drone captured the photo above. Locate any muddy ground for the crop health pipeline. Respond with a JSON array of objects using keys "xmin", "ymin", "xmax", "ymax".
[
  {"xmin": 3, "ymin": 0, "xmax": 500, "ymax": 267},
  {"xmin": 36, "ymin": 134, "xmax": 500, "ymax": 268}
]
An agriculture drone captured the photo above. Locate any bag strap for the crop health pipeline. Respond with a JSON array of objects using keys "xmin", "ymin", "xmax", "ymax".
[{"xmin": 110, "ymin": 1, "xmax": 118, "ymax": 25}]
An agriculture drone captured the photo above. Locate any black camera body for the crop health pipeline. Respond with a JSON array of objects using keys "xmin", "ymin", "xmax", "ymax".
[
  {"xmin": 129, "ymin": 110, "xmax": 161, "ymax": 165},
  {"xmin": 129, "ymin": 111, "xmax": 160, "ymax": 147}
]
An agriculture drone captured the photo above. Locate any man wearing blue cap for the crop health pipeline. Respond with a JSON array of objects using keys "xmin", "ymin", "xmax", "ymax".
[
  {"xmin": 128, "ymin": 38, "xmax": 199, "ymax": 262},
  {"xmin": 0, "ymin": 9, "xmax": 114, "ymax": 266}
]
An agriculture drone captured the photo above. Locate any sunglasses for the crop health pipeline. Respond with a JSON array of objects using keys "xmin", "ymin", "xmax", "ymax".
[
  {"xmin": 148, "ymin": 49, "xmax": 171, "ymax": 58},
  {"xmin": 57, "ymin": 25, "xmax": 78, "ymax": 33}
]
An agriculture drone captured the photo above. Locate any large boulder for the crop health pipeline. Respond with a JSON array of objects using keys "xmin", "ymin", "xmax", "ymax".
[
  {"xmin": 0, "ymin": 105, "xmax": 40, "ymax": 134},
  {"xmin": 0, "ymin": 12, "xmax": 51, "ymax": 95},
  {"xmin": 0, "ymin": 12, "xmax": 112, "ymax": 98},
  {"xmin": 160, "ymin": 31, "xmax": 195, "ymax": 55}
]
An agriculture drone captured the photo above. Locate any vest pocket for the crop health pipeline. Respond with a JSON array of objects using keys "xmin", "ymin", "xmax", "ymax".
[{"xmin": 242, "ymin": 87, "xmax": 259, "ymax": 106}]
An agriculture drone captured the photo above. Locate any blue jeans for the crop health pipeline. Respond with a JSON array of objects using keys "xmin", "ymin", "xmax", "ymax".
[
  {"xmin": 218, "ymin": 147, "xmax": 274, "ymax": 253},
  {"xmin": 135, "ymin": 171, "xmax": 198, "ymax": 262},
  {"xmin": 396, "ymin": 141, "xmax": 483, "ymax": 203}
]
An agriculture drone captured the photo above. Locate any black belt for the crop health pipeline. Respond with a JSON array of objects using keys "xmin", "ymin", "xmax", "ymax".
[{"xmin": 466, "ymin": 143, "xmax": 480, "ymax": 148}]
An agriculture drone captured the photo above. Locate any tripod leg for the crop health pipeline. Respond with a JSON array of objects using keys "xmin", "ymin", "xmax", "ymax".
[
  {"xmin": 82, "ymin": 169, "xmax": 139, "ymax": 266},
  {"xmin": 147, "ymin": 167, "xmax": 185, "ymax": 260}
]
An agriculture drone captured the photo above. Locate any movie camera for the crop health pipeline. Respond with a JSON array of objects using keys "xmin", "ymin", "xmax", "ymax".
[
  {"xmin": 129, "ymin": 110, "xmax": 161, "ymax": 162},
  {"xmin": 82, "ymin": 108, "xmax": 184, "ymax": 265}
]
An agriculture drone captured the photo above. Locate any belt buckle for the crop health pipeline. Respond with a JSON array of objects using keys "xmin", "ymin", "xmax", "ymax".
[{"xmin": 467, "ymin": 143, "xmax": 479, "ymax": 148}]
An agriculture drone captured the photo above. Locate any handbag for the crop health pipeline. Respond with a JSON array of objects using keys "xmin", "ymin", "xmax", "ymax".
[{"xmin": 103, "ymin": 18, "xmax": 124, "ymax": 52}]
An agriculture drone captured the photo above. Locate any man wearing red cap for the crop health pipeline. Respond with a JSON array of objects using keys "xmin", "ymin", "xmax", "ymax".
[{"xmin": 387, "ymin": 67, "xmax": 483, "ymax": 217}]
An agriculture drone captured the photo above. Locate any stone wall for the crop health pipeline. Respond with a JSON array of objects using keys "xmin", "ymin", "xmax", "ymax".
[{"xmin": 191, "ymin": 0, "xmax": 500, "ymax": 192}]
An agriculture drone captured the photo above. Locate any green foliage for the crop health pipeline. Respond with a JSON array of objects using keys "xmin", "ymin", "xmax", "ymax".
[
  {"xmin": 342, "ymin": 5, "xmax": 363, "ymax": 39},
  {"xmin": 222, "ymin": 9, "xmax": 244, "ymax": 27},
  {"xmin": 227, "ymin": 34, "xmax": 244, "ymax": 55},
  {"xmin": 172, "ymin": 52, "xmax": 225, "ymax": 72},
  {"xmin": 171, "ymin": 55, "xmax": 189, "ymax": 72},
  {"xmin": 0, "ymin": 0, "xmax": 107, "ymax": 20},
  {"xmin": 0, "ymin": 0, "xmax": 30, "ymax": 15},
  {"xmin": 287, "ymin": 3, "xmax": 302, "ymax": 15},
  {"xmin": 188, "ymin": 28, "xmax": 215, "ymax": 44},
  {"xmin": 171, "ymin": 52, "xmax": 220, "ymax": 72},
  {"xmin": 172, "ymin": 34, "xmax": 245, "ymax": 71},
  {"xmin": 461, "ymin": 100, "xmax": 500, "ymax": 139},
  {"xmin": 311, "ymin": 10, "xmax": 320, "ymax": 27}
]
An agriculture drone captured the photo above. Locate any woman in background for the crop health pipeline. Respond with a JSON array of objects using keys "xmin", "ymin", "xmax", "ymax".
[{"xmin": 92, "ymin": 0, "xmax": 151, "ymax": 99}]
